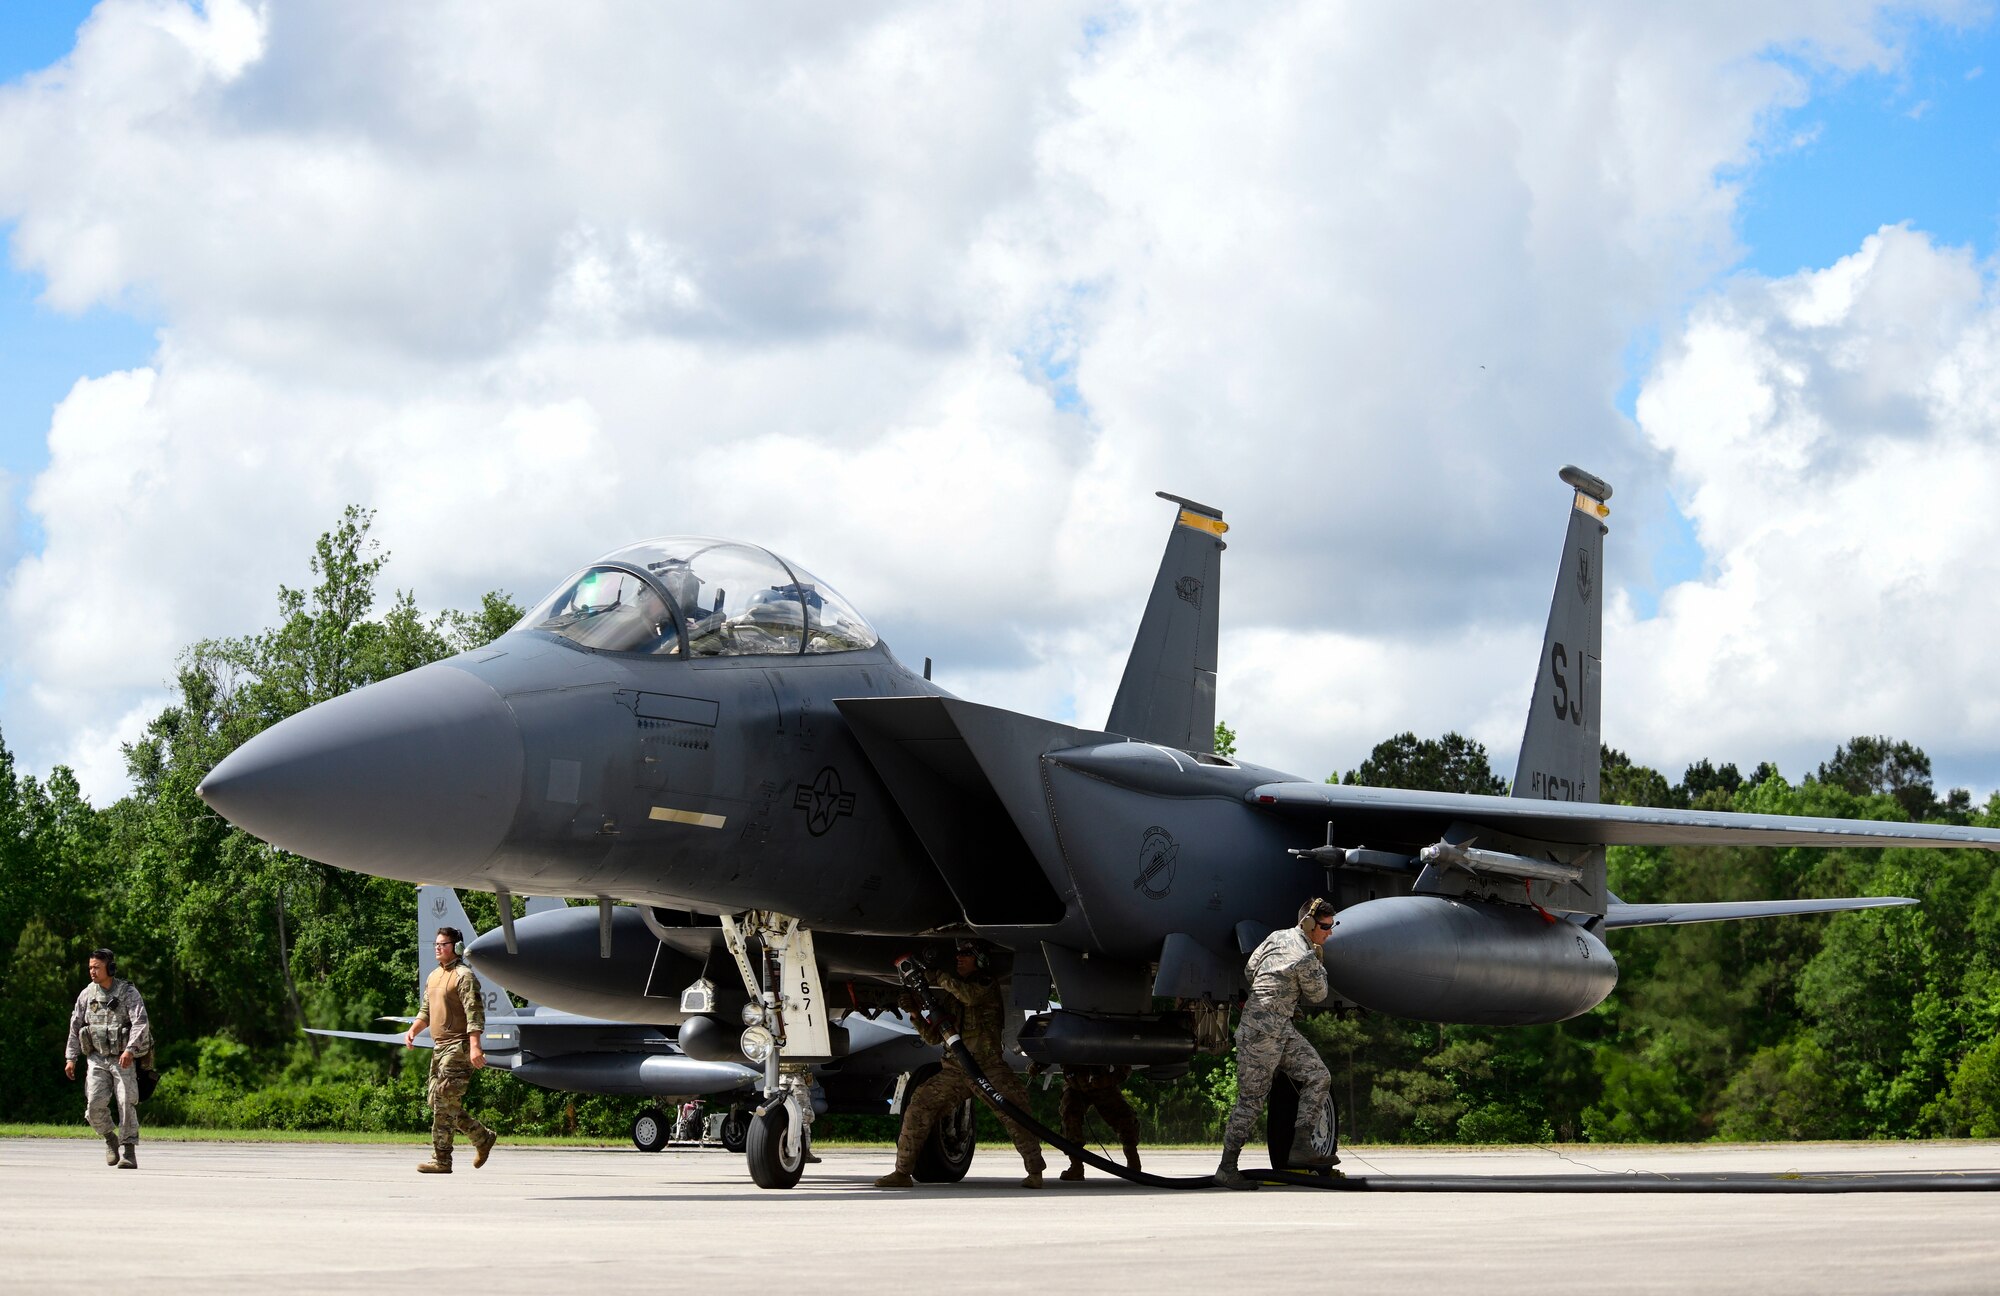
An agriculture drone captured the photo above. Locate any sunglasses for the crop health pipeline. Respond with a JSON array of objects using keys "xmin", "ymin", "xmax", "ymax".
[{"xmin": 1315, "ymin": 921, "xmax": 1335, "ymax": 931}]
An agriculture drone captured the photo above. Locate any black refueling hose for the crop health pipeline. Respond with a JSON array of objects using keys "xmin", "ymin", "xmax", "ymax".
[{"xmin": 891, "ymin": 960, "xmax": 2000, "ymax": 1195}]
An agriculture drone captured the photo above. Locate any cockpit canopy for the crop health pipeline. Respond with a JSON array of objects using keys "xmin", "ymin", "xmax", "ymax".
[{"xmin": 514, "ymin": 537, "xmax": 879, "ymax": 658}]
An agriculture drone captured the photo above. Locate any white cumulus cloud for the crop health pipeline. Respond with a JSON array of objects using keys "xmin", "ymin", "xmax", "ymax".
[
  {"xmin": 0, "ymin": 1, "xmax": 1983, "ymax": 801},
  {"xmin": 1621, "ymin": 224, "xmax": 2000, "ymax": 790}
]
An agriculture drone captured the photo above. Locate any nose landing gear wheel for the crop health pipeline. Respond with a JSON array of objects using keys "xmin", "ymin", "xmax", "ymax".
[
  {"xmin": 912, "ymin": 1094, "xmax": 978, "ymax": 1183},
  {"xmin": 746, "ymin": 1103, "xmax": 806, "ymax": 1189},
  {"xmin": 632, "ymin": 1107, "xmax": 670, "ymax": 1153}
]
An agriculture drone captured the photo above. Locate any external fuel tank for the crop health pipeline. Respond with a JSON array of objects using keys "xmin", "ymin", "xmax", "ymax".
[{"xmin": 1321, "ymin": 895, "xmax": 1617, "ymax": 1025}]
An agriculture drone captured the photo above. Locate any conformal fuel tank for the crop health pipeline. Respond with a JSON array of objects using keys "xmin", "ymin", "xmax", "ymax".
[{"xmin": 1321, "ymin": 895, "xmax": 1617, "ymax": 1025}]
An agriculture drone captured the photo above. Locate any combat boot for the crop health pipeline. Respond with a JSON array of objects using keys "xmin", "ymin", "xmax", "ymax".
[
  {"xmin": 1288, "ymin": 1128, "xmax": 1339, "ymax": 1168},
  {"xmin": 873, "ymin": 1170, "xmax": 914, "ymax": 1188},
  {"xmin": 1059, "ymin": 1162, "xmax": 1086, "ymax": 1182},
  {"xmin": 103, "ymin": 1132, "xmax": 120, "ymax": 1166},
  {"xmin": 1213, "ymin": 1148, "xmax": 1258, "ymax": 1190},
  {"xmin": 1123, "ymin": 1139, "xmax": 1142, "ymax": 1173},
  {"xmin": 472, "ymin": 1129, "xmax": 496, "ymax": 1169},
  {"xmin": 417, "ymin": 1160, "xmax": 452, "ymax": 1174},
  {"xmin": 117, "ymin": 1143, "xmax": 136, "ymax": 1169}
]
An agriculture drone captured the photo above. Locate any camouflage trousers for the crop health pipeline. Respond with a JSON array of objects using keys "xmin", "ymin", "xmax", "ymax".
[
  {"xmin": 1221, "ymin": 1008, "xmax": 1330, "ymax": 1156},
  {"xmin": 84, "ymin": 1054, "xmax": 139, "ymax": 1143},
  {"xmin": 1061, "ymin": 1081, "xmax": 1139, "ymax": 1162},
  {"xmin": 427, "ymin": 1050, "xmax": 491, "ymax": 1166},
  {"xmin": 896, "ymin": 1057, "xmax": 1044, "ymax": 1175}
]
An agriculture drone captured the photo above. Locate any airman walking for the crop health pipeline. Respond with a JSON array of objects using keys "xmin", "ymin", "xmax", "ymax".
[
  {"xmin": 405, "ymin": 925, "xmax": 497, "ymax": 1174},
  {"xmin": 64, "ymin": 948, "xmax": 152, "ymax": 1169}
]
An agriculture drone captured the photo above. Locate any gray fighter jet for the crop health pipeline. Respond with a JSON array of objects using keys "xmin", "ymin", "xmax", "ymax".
[
  {"xmin": 200, "ymin": 473, "xmax": 2000, "ymax": 1187},
  {"xmin": 310, "ymin": 887, "xmax": 941, "ymax": 1155}
]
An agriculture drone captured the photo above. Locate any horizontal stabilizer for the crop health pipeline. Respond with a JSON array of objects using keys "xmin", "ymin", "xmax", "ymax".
[
  {"xmin": 1248, "ymin": 781, "xmax": 2000, "ymax": 851},
  {"xmin": 306, "ymin": 1027, "xmax": 419, "ymax": 1046},
  {"xmin": 1603, "ymin": 895, "xmax": 1917, "ymax": 930}
]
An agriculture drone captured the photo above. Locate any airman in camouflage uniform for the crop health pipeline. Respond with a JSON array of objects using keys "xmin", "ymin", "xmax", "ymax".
[
  {"xmin": 64, "ymin": 948, "xmax": 151, "ymax": 1169},
  {"xmin": 1215, "ymin": 897, "xmax": 1338, "ymax": 1189},
  {"xmin": 404, "ymin": 926, "xmax": 496, "ymax": 1174},
  {"xmin": 1057, "ymin": 1064, "xmax": 1141, "ymax": 1181},
  {"xmin": 876, "ymin": 942, "xmax": 1046, "ymax": 1189}
]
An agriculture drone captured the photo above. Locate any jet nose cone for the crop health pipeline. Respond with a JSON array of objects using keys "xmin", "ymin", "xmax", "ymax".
[{"xmin": 199, "ymin": 662, "xmax": 523, "ymax": 879}]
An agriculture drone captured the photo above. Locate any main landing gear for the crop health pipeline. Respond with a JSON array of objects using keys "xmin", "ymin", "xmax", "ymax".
[
  {"xmin": 631, "ymin": 1107, "xmax": 670, "ymax": 1153},
  {"xmin": 1265, "ymin": 1072, "xmax": 1341, "ymax": 1178}
]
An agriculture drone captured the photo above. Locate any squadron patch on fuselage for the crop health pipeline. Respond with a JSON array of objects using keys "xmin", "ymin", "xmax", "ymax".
[
  {"xmin": 795, "ymin": 766, "xmax": 856, "ymax": 836},
  {"xmin": 1133, "ymin": 825, "xmax": 1180, "ymax": 899}
]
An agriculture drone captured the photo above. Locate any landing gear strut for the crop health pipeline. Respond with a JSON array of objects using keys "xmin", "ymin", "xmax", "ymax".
[{"xmin": 721, "ymin": 911, "xmax": 832, "ymax": 1189}]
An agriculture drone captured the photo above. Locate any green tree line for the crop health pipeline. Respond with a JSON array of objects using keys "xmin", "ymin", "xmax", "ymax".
[{"xmin": 3, "ymin": 512, "xmax": 1997, "ymax": 1144}]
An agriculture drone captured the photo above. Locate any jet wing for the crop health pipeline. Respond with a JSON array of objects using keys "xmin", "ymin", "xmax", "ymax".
[
  {"xmin": 1604, "ymin": 896, "xmax": 1917, "ymax": 929},
  {"xmin": 1246, "ymin": 781, "xmax": 2000, "ymax": 851}
]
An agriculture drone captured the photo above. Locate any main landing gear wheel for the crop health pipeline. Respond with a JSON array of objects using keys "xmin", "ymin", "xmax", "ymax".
[
  {"xmin": 631, "ymin": 1106, "xmax": 670, "ymax": 1153},
  {"xmin": 1265, "ymin": 1072, "xmax": 1339, "ymax": 1177},
  {"xmin": 912, "ymin": 1094, "xmax": 978, "ymax": 1183},
  {"xmin": 746, "ymin": 1104, "xmax": 805, "ymax": 1190},
  {"xmin": 719, "ymin": 1106, "xmax": 750, "ymax": 1154}
]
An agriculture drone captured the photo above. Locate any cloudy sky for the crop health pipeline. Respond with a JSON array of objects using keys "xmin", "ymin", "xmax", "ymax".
[{"xmin": 3, "ymin": 1, "xmax": 1999, "ymax": 804}]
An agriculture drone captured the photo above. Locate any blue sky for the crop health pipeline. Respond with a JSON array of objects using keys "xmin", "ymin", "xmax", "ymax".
[
  {"xmin": 1, "ymin": 3, "xmax": 154, "ymax": 560},
  {"xmin": 1742, "ymin": 15, "xmax": 2000, "ymax": 276}
]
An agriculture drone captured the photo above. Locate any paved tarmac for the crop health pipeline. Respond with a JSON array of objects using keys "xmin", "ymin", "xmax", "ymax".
[{"xmin": 4, "ymin": 1138, "xmax": 1999, "ymax": 1293}]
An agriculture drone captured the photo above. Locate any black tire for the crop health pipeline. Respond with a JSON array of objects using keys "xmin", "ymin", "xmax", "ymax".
[
  {"xmin": 719, "ymin": 1106, "xmax": 749, "ymax": 1154},
  {"xmin": 632, "ymin": 1107, "xmax": 670, "ymax": 1153},
  {"xmin": 911, "ymin": 1095, "xmax": 978, "ymax": 1183},
  {"xmin": 1264, "ymin": 1071, "xmax": 1338, "ymax": 1171},
  {"xmin": 1265, "ymin": 1072, "xmax": 1298, "ymax": 1170},
  {"xmin": 745, "ymin": 1104, "xmax": 805, "ymax": 1189}
]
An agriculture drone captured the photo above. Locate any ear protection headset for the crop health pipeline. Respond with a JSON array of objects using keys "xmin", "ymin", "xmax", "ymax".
[{"xmin": 91, "ymin": 947, "xmax": 116, "ymax": 974}]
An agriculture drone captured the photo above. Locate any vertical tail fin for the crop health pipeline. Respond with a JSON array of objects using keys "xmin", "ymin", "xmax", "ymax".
[
  {"xmin": 1106, "ymin": 492, "xmax": 1228, "ymax": 752},
  {"xmin": 1511, "ymin": 467, "xmax": 1611, "ymax": 803},
  {"xmin": 417, "ymin": 885, "xmax": 539, "ymax": 1017}
]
